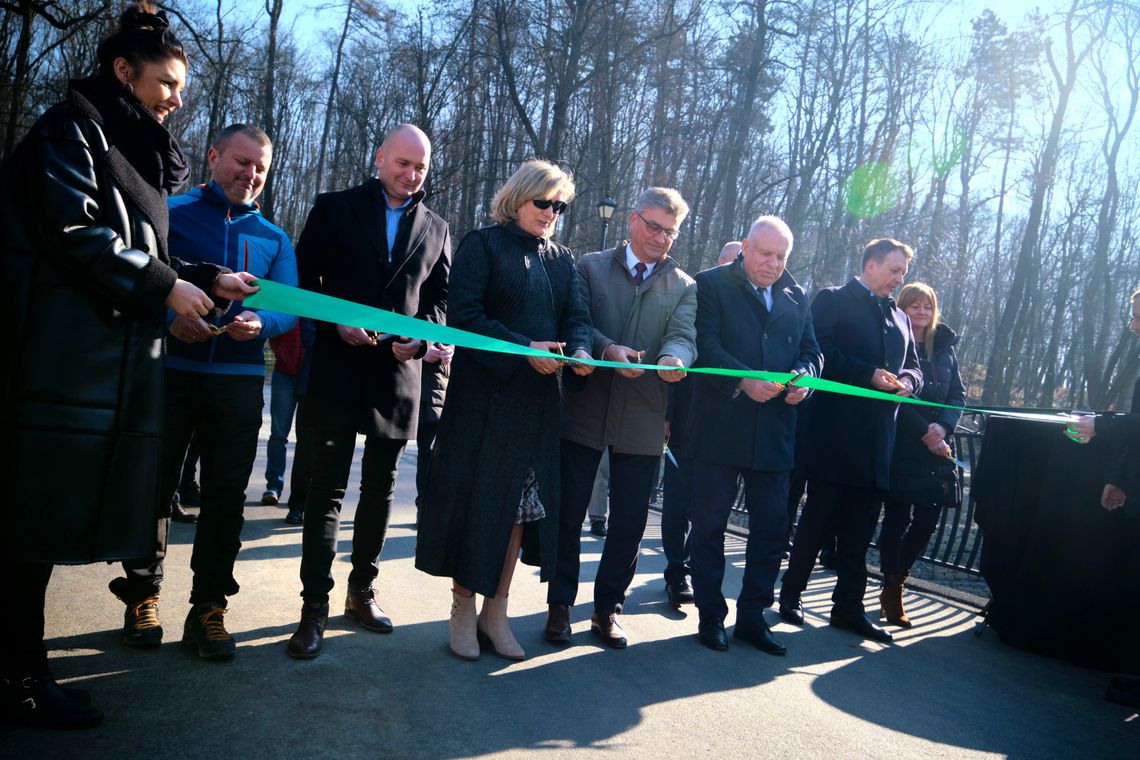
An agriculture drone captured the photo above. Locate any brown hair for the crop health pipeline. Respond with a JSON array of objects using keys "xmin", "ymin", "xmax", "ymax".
[
  {"xmin": 897, "ymin": 282, "xmax": 940, "ymax": 355},
  {"xmin": 97, "ymin": 2, "xmax": 188, "ymax": 74},
  {"xmin": 861, "ymin": 237, "xmax": 914, "ymax": 268}
]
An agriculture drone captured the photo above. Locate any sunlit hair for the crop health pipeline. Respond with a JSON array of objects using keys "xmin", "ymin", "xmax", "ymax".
[
  {"xmin": 1132, "ymin": 287, "xmax": 1140, "ymax": 303},
  {"xmin": 213, "ymin": 123, "xmax": 272, "ymax": 152},
  {"xmin": 635, "ymin": 187, "xmax": 689, "ymax": 224},
  {"xmin": 748, "ymin": 215, "xmax": 794, "ymax": 252},
  {"xmin": 898, "ymin": 282, "xmax": 940, "ymax": 355},
  {"xmin": 862, "ymin": 237, "xmax": 914, "ymax": 268},
  {"xmin": 97, "ymin": 2, "xmax": 188, "ymax": 74},
  {"xmin": 490, "ymin": 159, "xmax": 576, "ymax": 232}
]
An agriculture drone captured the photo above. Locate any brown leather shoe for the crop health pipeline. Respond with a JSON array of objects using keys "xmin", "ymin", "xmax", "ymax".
[
  {"xmin": 591, "ymin": 611, "xmax": 628, "ymax": 649},
  {"xmin": 345, "ymin": 585, "xmax": 393, "ymax": 633},
  {"xmin": 544, "ymin": 604, "xmax": 571, "ymax": 643},
  {"xmin": 171, "ymin": 499, "xmax": 198, "ymax": 524},
  {"xmin": 287, "ymin": 601, "xmax": 329, "ymax": 659}
]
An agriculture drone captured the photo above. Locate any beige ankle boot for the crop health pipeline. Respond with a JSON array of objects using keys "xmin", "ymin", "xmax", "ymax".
[
  {"xmin": 477, "ymin": 595, "xmax": 525, "ymax": 661},
  {"xmin": 450, "ymin": 589, "xmax": 479, "ymax": 660}
]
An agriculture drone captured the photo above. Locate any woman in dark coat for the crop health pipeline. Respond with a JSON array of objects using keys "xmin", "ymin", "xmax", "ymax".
[
  {"xmin": 879, "ymin": 282, "xmax": 966, "ymax": 627},
  {"xmin": 0, "ymin": 4, "xmax": 254, "ymax": 729},
  {"xmin": 416, "ymin": 160, "xmax": 593, "ymax": 661}
]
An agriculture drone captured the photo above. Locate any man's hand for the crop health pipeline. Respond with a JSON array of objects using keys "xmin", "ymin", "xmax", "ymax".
[
  {"xmin": 604, "ymin": 343, "xmax": 645, "ymax": 378},
  {"xmin": 392, "ymin": 337, "xmax": 422, "ymax": 362},
  {"xmin": 169, "ymin": 315, "xmax": 214, "ymax": 343},
  {"xmin": 527, "ymin": 341, "xmax": 566, "ymax": 375},
  {"xmin": 165, "ymin": 279, "xmax": 213, "ymax": 318},
  {"xmin": 569, "ymin": 348, "xmax": 594, "ymax": 376},
  {"xmin": 657, "ymin": 355, "xmax": 685, "ymax": 382},
  {"xmin": 337, "ymin": 324, "xmax": 377, "ymax": 347},
  {"xmin": 224, "ymin": 311, "xmax": 262, "ymax": 341},
  {"xmin": 1102, "ymin": 483, "xmax": 1127, "ymax": 511},
  {"xmin": 872, "ymin": 368, "xmax": 911, "ymax": 395},
  {"xmin": 424, "ymin": 343, "xmax": 453, "ymax": 365},
  {"xmin": 213, "ymin": 271, "xmax": 259, "ymax": 300},
  {"xmin": 664, "ymin": 420, "xmax": 672, "ymax": 443},
  {"xmin": 1069, "ymin": 414, "xmax": 1096, "ymax": 444},
  {"xmin": 921, "ymin": 423, "xmax": 948, "ymax": 447},
  {"xmin": 740, "ymin": 378, "xmax": 783, "ymax": 403},
  {"xmin": 784, "ymin": 385, "xmax": 809, "ymax": 405},
  {"xmin": 926, "ymin": 438, "xmax": 952, "ymax": 458}
]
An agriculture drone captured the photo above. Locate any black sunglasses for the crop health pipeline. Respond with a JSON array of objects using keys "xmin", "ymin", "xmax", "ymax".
[{"xmin": 532, "ymin": 198, "xmax": 569, "ymax": 214}]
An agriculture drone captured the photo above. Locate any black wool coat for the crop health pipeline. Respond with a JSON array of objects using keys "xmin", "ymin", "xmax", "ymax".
[
  {"xmin": 297, "ymin": 179, "xmax": 450, "ymax": 439},
  {"xmin": 801, "ymin": 278, "xmax": 923, "ymax": 491},
  {"xmin": 415, "ymin": 224, "xmax": 593, "ymax": 596},
  {"xmin": 687, "ymin": 262, "xmax": 823, "ymax": 472}
]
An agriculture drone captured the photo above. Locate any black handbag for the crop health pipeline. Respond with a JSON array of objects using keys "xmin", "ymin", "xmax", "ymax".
[{"xmin": 889, "ymin": 452, "xmax": 961, "ymax": 508}]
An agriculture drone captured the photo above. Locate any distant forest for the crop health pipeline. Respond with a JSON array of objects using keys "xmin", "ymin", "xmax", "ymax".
[{"xmin": 3, "ymin": 0, "xmax": 1138, "ymax": 409}]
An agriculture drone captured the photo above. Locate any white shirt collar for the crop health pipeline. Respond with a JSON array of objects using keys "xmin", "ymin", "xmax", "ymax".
[{"xmin": 625, "ymin": 244, "xmax": 656, "ymax": 278}]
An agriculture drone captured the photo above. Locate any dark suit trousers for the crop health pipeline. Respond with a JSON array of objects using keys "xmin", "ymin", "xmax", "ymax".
[
  {"xmin": 780, "ymin": 480, "xmax": 882, "ymax": 614},
  {"xmin": 548, "ymin": 439, "xmax": 658, "ymax": 614},
  {"xmin": 118, "ymin": 371, "xmax": 263, "ymax": 605},
  {"xmin": 690, "ymin": 463, "xmax": 789, "ymax": 625},
  {"xmin": 661, "ymin": 453, "xmax": 695, "ymax": 585},
  {"xmin": 300, "ymin": 431, "xmax": 405, "ymax": 602},
  {"xmin": 0, "ymin": 559, "xmax": 52, "ymax": 677}
]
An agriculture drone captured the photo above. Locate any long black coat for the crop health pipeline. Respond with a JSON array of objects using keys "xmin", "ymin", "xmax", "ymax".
[
  {"xmin": 802, "ymin": 278, "xmax": 923, "ymax": 491},
  {"xmin": 415, "ymin": 224, "xmax": 593, "ymax": 596},
  {"xmin": 1, "ymin": 81, "xmax": 221, "ymax": 563},
  {"xmin": 687, "ymin": 262, "xmax": 822, "ymax": 472},
  {"xmin": 297, "ymin": 180, "xmax": 450, "ymax": 439}
]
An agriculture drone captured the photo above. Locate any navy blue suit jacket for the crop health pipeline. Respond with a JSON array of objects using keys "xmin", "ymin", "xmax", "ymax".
[{"xmin": 687, "ymin": 260, "xmax": 822, "ymax": 472}]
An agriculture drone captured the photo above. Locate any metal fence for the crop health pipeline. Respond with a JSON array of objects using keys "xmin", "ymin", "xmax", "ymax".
[{"xmin": 651, "ymin": 412, "xmax": 990, "ymax": 577}]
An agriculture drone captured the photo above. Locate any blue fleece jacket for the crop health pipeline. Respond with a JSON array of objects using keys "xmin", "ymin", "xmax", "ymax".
[{"xmin": 165, "ymin": 181, "xmax": 298, "ymax": 375}]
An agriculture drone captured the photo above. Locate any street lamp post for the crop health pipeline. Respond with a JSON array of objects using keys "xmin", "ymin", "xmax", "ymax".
[{"xmin": 597, "ymin": 196, "xmax": 617, "ymax": 252}]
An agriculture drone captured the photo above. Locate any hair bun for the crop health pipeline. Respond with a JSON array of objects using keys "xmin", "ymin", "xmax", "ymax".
[{"xmin": 121, "ymin": 5, "xmax": 170, "ymax": 32}]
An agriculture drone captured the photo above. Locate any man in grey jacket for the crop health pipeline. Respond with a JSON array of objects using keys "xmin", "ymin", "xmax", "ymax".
[{"xmin": 546, "ymin": 187, "xmax": 698, "ymax": 648}]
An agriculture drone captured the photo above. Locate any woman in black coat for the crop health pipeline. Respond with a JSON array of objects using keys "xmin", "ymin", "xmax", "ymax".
[
  {"xmin": 879, "ymin": 283, "xmax": 966, "ymax": 627},
  {"xmin": 415, "ymin": 160, "xmax": 593, "ymax": 661},
  {"xmin": 0, "ymin": 4, "xmax": 254, "ymax": 729}
]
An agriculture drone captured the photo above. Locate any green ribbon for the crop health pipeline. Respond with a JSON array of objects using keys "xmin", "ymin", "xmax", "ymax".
[{"xmin": 245, "ymin": 279, "xmax": 1075, "ymax": 426}]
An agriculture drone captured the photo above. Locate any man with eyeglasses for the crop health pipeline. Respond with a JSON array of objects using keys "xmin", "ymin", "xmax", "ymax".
[{"xmin": 546, "ymin": 187, "xmax": 698, "ymax": 648}]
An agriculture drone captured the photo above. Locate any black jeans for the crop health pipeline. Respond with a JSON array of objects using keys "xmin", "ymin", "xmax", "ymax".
[
  {"xmin": 299, "ymin": 431, "xmax": 405, "ymax": 602},
  {"xmin": 879, "ymin": 500, "xmax": 940, "ymax": 575},
  {"xmin": 118, "ymin": 370, "xmax": 263, "ymax": 605},
  {"xmin": 0, "ymin": 559, "xmax": 52, "ymax": 678},
  {"xmin": 548, "ymin": 439, "xmax": 659, "ymax": 614},
  {"xmin": 287, "ymin": 406, "xmax": 316, "ymax": 513},
  {"xmin": 780, "ymin": 480, "xmax": 882, "ymax": 614},
  {"xmin": 690, "ymin": 463, "xmax": 789, "ymax": 626},
  {"xmin": 660, "ymin": 453, "xmax": 695, "ymax": 585}
]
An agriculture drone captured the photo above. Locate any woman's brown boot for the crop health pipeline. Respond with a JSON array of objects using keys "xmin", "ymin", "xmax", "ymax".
[{"xmin": 879, "ymin": 574, "xmax": 912, "ymax": 628}]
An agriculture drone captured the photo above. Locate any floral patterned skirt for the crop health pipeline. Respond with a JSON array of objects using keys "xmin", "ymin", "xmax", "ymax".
[{"xmin": 516, "ymin": 466, "xmax": 547, "ymax": 524}]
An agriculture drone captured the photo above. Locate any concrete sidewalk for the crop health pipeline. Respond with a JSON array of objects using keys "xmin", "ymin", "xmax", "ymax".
[{"xmin": 6, "ymin": 441, "xmax": 1137, "ymax": 758}]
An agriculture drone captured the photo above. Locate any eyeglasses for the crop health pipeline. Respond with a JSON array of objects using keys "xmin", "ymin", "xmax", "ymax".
[
  {"xmin": 634, "ymin": 210, "xmax": 680, "ymax": 240},
  {"xmin": 532, "ymin": 198, "xmax": 569, "ymax": 214}
]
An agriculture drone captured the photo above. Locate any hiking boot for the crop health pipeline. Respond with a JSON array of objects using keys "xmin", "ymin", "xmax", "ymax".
[
  {"xmin": 122, "ymin": 594, "xmax": 163, "ymax": 649},
  {"xmin": 182, "ymin": 603, "xmax": 236, "ymax": 660}
]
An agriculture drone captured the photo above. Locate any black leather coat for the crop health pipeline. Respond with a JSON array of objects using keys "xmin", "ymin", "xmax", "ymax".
[{"xmin": 1, "ymin": 80, "xmax": 220, "ymax": 563}]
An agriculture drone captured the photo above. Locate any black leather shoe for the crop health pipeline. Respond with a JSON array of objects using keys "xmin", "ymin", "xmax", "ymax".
[
  {"xmin": 697, "ymin": 619, "xmax": 728, "ymax": 651},
  {"xmin": 666, "ymin": 580, "xmax": 695, "ymax": 607},
  {"xmin": 287, "ymin": 601, "xmax": 329, "ymax": 659},
  {"xmin": 590, "ymin": 519, "xmax": 608, "ymax": 538},
  {"xmin": 733, "ymin": 620, "xmax": 787, "ymax": 656},
  {"xmin": 171, "ymin": 498, "xmax": 198, "ymax": 524},
  {"xmin": 345, "ymin": 586, "xmax": 394, "ymax": 633},
  {"xmin": 544, "ymin": 604, "xmax": 571, "ymax": 643},
  {"xmin": 830, "ymin": 609, "xmax": 893, "ymax": 643},
  {"xmin": 591, "ymin": 612, "xmax": 628, "ymax": 648},
  {"xmin": 0, "ymin": 675, "xmax": 103, "ymax": 730},
  {"xmin": 778, "ymin": 597, "xmax": 804, "ymax": 625}
]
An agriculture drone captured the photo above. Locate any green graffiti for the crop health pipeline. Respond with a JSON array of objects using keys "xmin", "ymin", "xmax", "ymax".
[{"xmin": 842, "ymin": 162, "xmax": 900, "ymax": 218}]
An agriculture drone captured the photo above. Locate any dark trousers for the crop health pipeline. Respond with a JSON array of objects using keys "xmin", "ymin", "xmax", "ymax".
[
  {"xmin": 118, "ymin": 370, "xmax": 263, "ymax": 605},
  {"xmin": 1, "ymin": 559, "xmax": 52, "ymax": 677},
  {"xmin": 879, "ymin": 500, "xmax": 940, "ymax": 575},
  {"xmin": 548, "ymin": 439, "xmax": 659, "ymax": 614},
  {"xmin": 661, "ymin": 453, "xmax": 695, "ymax": 585},
  {"xmin": 287, "ymin": 406, "xmax": 316, "ymax": 513},
  {"xmin": 179, "ymin": 434, "xmax": 200, "ymax": 495},
  {"xmin": 690, "ymin": 463, "xmax": 789, "ymax": 625},
  {"xmin": 415, "ymin": 421, "xmax": 439, "ymax": 508},
  {"xmin": 299, "ymin": 431, "xmax": 405, "ymax": 602},
  {"xmin": 780, "ymin": 480, "xmax": 882, "ymax": 614}
]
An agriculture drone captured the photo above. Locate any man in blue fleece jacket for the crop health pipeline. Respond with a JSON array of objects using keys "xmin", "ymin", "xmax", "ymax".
[{"xmin": 109, "ymin": 124, "xmax": 297, "ymax": 660}]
